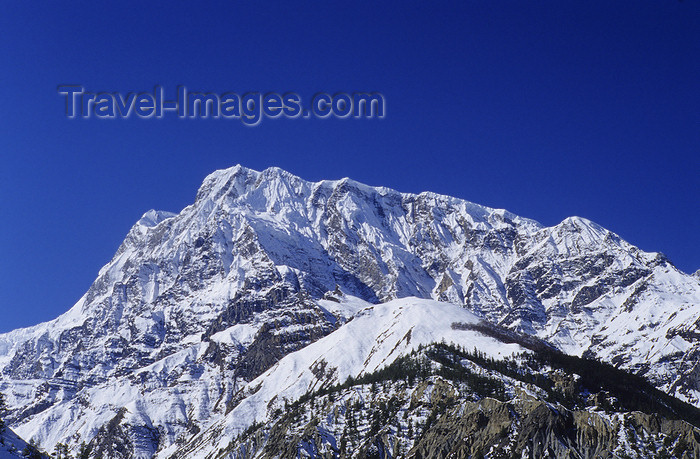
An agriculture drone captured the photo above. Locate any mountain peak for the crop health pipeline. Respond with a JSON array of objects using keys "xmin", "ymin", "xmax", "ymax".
[
  {"xmin": 137, "ymin": 209, "xmax": 177, "ymax": 228},
  {"xmin": 2, "ymin": 165, "xmax": 699, "ymax": 457},
  {"xmin": 194, "ymin": 164, "xmax": 260, "ymax": 202}
]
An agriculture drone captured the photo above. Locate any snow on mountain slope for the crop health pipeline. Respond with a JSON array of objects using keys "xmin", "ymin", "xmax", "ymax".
[
  {"xmin": 225, "ymin": 297, "xmax": 522, "ymax": 427},
  {"xmin": 2, "ymin": 291, "xmax": 334, "ymax": 458},
  {"xmin": 504, "ymin": 216, "xmax": 700, "ymax": 401},
  {"xmin": 170, "ymin": 296, "xmax": 527, "ymax": 458},
  {"xmin": 0, "ymin": 164, "xmax": 698, "ymax": 457}
]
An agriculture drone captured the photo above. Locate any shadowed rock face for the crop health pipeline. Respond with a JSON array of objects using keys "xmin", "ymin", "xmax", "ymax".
[
  {"xmin": 0, "ymin": 165, "xmax": 699, "ymax": 457},
  {"xmin": 409, "ymin": 399, "xmax": 700, "ymax": 459}
]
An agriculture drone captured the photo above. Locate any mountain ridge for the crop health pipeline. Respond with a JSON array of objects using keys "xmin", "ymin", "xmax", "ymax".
[{"xmin": 0, "ymin": 164, "xmax": 698, "ymax": 457}]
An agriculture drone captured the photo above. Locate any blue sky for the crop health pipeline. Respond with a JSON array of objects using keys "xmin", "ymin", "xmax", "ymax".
[{"xmin": 1, "ymin": 1, "xmax": 698, "ymax": 332}]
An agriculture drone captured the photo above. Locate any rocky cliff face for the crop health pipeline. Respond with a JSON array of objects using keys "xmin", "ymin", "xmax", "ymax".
[
  {"xmin": 0, "ymin": 165, "xmax": 698, "ymax": 457},
  {"xmin": 237, "ymin": 392, "xmax": 699, "ymax": 459}
]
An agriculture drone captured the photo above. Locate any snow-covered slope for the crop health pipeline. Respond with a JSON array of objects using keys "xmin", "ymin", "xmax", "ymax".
[
  {"xmin": 0, "ymin": 164, "xmax": 698, "ymax": 457},
  {"xmin": 169, "ymin": 296, "xmax": 527, "ymax": 458}
]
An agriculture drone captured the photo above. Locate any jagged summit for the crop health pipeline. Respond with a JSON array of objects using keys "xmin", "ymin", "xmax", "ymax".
[
  {"xmin": 0, "ymin": 165, "xmax": 698, "ymax": 457},
  {"xmin": 192, "ymin": 164, "xmax": 538, "ymax": 230},
  {"xmin": 136, "ymin": 210, "xmax": 177, "ymax": 228}
]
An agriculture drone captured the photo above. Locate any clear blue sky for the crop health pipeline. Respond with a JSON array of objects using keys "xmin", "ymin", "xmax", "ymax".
[{"xmin": 1, "ymin": 1, "xmax": 698, "ymax": 332}]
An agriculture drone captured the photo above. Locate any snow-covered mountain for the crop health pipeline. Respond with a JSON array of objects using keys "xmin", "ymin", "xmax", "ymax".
[
  {"xmin": 0, "ymin": 165, "xmax": 698, "ymax": 457},
  {"xmin": 168, "ymin": 297, "xmax": 525, "ymax": 458}
]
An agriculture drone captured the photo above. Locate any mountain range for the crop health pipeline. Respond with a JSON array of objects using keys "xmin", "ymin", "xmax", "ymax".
[{"xmin": 0, "ymin": 165, "xmax": 699, "ymax": 458}]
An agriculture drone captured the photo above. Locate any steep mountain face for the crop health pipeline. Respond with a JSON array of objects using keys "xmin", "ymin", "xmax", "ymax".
[{"xmin": 0, "ymin": 165, "xmax": 698, "ymax": 457}]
